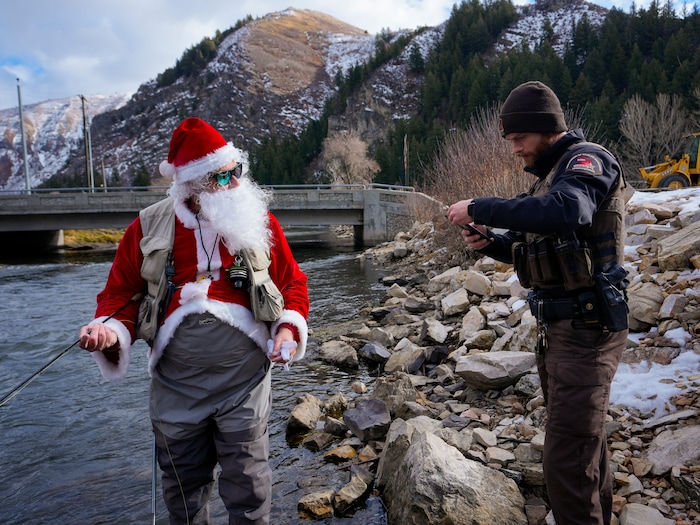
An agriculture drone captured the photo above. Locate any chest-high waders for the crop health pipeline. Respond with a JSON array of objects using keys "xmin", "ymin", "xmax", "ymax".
[{"xmin": 137, "ymin": 198, "xmax": 276, "ymax": 525}]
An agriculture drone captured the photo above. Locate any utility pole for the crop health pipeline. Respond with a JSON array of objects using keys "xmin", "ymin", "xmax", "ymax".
[
  {"xmin": 16, "ymin": 79, "xmax": 31, "ymax": 194},
  {"xmin": 80, "ymin": 95, "xmax": 91, "ymax": 190},
  {"xmin": 87, "ymin": 116, "xmax": 95, "ymax": 193},
  {"xmin": 101, "ymin": 158, "xmax": 108, "ymax": 192},
  {"xmin": 403, "ymin": 134, "xmax": 409, "ymax": 187}
]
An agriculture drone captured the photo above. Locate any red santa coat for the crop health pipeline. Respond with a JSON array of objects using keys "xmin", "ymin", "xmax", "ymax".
[{"xmin": 90, "ymin": 200, "xmax": 309, "ymax": 381}]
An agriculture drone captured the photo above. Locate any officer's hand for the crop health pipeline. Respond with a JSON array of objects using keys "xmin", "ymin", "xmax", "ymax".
[
  {"xmin": 447, "ymin": 199, "xmax": 474, "ymax": 225},
  {"xmin": 461, "ymin": 225, "xmax": 492, "ymax": 250}
]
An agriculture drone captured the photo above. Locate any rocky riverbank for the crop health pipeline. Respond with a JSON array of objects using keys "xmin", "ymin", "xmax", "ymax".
[{"xmin": 288, "ymin": 188, "xmax": 700, "ymax": 525}]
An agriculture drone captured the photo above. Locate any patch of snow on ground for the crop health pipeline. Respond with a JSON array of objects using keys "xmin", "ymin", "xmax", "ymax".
[
  {"xmin": 610, "ymin": 188, "xmax": 700, "ymax": 417},
  {"xmin": 611, "ymin": 327, "xmax": 698, "ymax": 417}
]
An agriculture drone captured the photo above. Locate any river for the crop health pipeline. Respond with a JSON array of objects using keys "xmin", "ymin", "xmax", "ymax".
[{"xmin": 0, "ymin": 229, "xmax": 390, "ymax": 524}]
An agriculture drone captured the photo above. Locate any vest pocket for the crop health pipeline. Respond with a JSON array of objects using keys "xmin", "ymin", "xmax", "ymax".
[
  {"xmin": 556, "ymin": 243, "xmax": 595, "ymax": 291},
  {"xmin": 529, "ymin": 238, "xmax": 563, "ymax": 287},
  {"xmin": 512, "ymin": 242, "xmax": 531, "ymax": 288}
]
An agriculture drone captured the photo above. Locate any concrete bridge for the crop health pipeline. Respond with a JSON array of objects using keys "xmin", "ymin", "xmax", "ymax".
[{"xmin": 0, "ymin": 185, "xmax": 443, "ymax": 253}]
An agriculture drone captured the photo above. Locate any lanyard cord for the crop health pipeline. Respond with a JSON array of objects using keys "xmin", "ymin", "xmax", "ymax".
[{"xmin": 195, "ymin": 215, "xmax": 219, "ymax": 274}]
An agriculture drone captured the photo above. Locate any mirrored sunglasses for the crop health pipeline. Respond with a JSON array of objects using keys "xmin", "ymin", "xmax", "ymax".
[{"xmin": 209, "ymin": 164, "xmax": 243, "ymax": 186}]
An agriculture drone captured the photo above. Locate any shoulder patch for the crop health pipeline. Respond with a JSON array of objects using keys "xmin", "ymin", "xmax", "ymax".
[{"xmin": 566, "ymin": 153, "xmax": 603, "ymax": 176}]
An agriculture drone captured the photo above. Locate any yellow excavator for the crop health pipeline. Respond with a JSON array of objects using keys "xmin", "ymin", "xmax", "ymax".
[{"xmin": 639, "ymin": 132, "xmax": 700, "ymax": 189}]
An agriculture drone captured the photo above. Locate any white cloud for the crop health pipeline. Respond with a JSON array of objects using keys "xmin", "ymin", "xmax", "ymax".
[{"xmin": 1, "ymin": 0, "xmax": 454, "ymax": 110}]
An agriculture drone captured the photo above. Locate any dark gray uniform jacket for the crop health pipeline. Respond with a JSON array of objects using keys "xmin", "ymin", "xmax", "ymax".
[{"xmin": 471, "ymin": 129, "xmax": 624, "ymax": 270}]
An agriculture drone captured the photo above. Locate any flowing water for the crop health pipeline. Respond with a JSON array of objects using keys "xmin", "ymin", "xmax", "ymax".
[{"xmin": 0, "ymin": 230, "xmax": 390, "ymax": 524}]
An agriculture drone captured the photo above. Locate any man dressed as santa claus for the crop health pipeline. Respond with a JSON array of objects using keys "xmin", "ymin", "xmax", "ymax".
[{"xmin": 79, "ymin": 117, "xmax": 309, "ymax": 525}]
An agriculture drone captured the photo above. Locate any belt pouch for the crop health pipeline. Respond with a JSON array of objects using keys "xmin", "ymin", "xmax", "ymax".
[
  {"xmin": 577, "ymin": 291, "xmax": 600, "ymax": 325},
  {"xmin": 594, "ymin": 274, "xmax": 629, "ymax": 332}
]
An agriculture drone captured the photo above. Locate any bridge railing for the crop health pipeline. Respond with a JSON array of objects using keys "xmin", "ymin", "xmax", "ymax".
[{"xmin": 0, "ymin": 183, "xmax": 415, "ymax": 196}]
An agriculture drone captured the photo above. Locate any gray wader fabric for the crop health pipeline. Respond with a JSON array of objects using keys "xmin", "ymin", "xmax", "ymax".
[
  {"xmin": 536, "ymin": 319, "xmax": 626, "ymax": 525},
  {"xmin": 150, "ymin": 313, "xmax": 272, "ymax": 525}
]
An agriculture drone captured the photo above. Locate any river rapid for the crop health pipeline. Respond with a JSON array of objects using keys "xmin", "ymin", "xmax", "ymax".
[{"xmin": 0, "ymin": 229, "xmax": 389, "ymax": 524}]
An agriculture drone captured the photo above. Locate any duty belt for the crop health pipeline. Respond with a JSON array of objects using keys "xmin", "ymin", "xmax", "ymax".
[{"xmin": 527, "ymin": 290, "xmax": 600, "ymax": 325}]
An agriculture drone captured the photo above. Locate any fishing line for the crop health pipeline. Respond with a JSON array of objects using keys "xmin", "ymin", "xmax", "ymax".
[
  {"xmin": 0, "ymin": 293, "xmax": 143, "ymax": 408},
  {"xmin": 152, "ymin": 389, "xmax": 190, "ymax": 525}
]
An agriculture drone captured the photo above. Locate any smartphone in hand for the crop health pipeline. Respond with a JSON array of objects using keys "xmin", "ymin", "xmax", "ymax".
[{"xmin": 458, "ymin": 222, "xmax": 490, "ymax": 241}]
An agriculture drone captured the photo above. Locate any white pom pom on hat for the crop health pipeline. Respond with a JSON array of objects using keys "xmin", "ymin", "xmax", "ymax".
[
  {"xmin": 159, "ymin": 160, "xmax": 176, "ymax": 178},
  {"xmin": 159, "ymin": 117, "xmax": 240, "ymax": 183}
]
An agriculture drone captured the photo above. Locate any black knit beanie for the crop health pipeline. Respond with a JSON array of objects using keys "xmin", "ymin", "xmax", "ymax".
[{"xmin": 499, "ymin": 81, "xmax": 567, "ymax": 137}]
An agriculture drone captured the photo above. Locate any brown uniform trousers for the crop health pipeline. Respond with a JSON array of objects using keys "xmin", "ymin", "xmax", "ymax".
[{"xmin": 536, "ymin": 318, "xmax": 626, "ymax": 525}]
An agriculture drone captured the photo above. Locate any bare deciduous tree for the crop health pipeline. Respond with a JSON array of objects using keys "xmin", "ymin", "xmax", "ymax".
[
  {"xmin": 421, "ymin": 103, "xmax": 591, "ymax": 263},
  {"xmin": 619, "ymin": 93, "xmax": 692, "ymax": 171},
  {"xmin": 692, "ymin": 87, "xmax": 700, "ymax": 130},
  {"xmin": 320, "ymin": 131, "xmax": 380, "ymax": 186},
  {"xmin": 424, "ymin": 105, "xmax": 529, "ymax": 206}
]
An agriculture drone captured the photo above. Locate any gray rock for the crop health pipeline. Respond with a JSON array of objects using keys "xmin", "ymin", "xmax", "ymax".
[
  {"xmin": 420, "ymin": 318, "xmax": 449, "ymax": 343},
  {"xmin": 384, "ymin": 341, "xmax": 425, "ymax": 374},
  {"xmin": 287, "ymin": 398, "xmax": 322, "ymax": 434},
  {"xmin": 382, "ymin": 432, "xmax": 527, "ymax": 525},
  {"xmin": 343, "ymin": 397, "xmax": 391, "ymax": 442},
  {"xmin": 441, "ymin": 288, "xmax": 470, "ymax": 316},
  {"xmin": 372, "ymin": 371, "xmax": 417, "ymax": 416},
  {"xmin": 618, "ymin": 502, "xmax": 674, "ymax": 525},
  {"xmin": 644, "ymin": 425, "xmax": 700, "ymax": 476},
  {"xmin": 375, "ymin": 416, "xmax": 443, "ymax": 489},
  {"xmin": 455, "ymin": 351, "xmax": 536, "ymax": 390},
  {"xmin": 334, "ymin": 466, "xmax": 374, "ymax": 515},
  {"xmin": 318, "ymin": 340, "xmax": 359, "ymax": 368},
  {"xmin": 358, "ymin": 342, "xmax": 391, "ymax": 363}
]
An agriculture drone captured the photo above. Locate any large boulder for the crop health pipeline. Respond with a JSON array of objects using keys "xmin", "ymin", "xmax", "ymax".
[
  {"xmin": 455, "ymin": 351, "xmax": 536, "ymax": 390},
  {"xmin": 644, "ymin": 425, "xmax": 700, "ymax": 476},
  {"xmin": 657, "ymin": 220, "xmax": 700, "ymax": 271},
  {"xmin": 382, "ymin": 432, "xmax": 527, "ymax": 525}
]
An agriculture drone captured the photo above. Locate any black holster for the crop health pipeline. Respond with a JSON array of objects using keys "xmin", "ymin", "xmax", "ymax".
[{"xmin": 594, "ymin": 263, "xmax": 629, "ymax": 332}]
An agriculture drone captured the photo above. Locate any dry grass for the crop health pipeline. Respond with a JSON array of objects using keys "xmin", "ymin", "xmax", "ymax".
[
  {"xmin": 424, "ymin": 106, "xmax": 529, "ymax": 207},
  {"xmin": 64, "ymin": 229, "xmax": 124, "ymax": 245},
  {"xmin": 244, "ymin": 10, "xmax": 366, "ymax": 95}
]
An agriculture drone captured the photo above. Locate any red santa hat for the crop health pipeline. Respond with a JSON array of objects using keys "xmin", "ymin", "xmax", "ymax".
[{"xmin": 159, "ymin": 117, "xmax": 239, "ymax": 184}]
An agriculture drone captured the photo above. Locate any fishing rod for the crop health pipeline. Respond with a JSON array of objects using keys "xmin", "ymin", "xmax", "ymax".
[
  {"xmin": 0, "ymin": 293, "xmax": 143, "ymax": 408},
  {"xmin": 152, "ymin": 435, "xmax": 158, "ymax": 525}
]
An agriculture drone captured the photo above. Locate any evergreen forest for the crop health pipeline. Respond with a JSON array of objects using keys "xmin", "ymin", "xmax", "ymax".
[{"xmin": 251, "ymin": 0, "xmax": 700, "ymax": 188}]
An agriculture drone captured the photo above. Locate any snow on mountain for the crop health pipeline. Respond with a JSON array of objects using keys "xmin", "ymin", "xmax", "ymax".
[
  {"xmin": 0, "ymin": 3, "xmax": 608, "ymax": 192},
  {"xmin": 495, "ymin": 1, "xmax": 608, "ymax": 56},
  {"xmin": 0, "ymin": 93, "xmax": 130, "ymax": 191}
]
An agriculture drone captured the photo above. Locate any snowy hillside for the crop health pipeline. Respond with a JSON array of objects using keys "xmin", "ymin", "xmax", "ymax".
[
  {"xmin": 495, "ymin": 1, "xmax": 608, "ymax": 56},
  {"xmin": 0, "ymin": 93, "xmax": 130, "ymax": 191}
]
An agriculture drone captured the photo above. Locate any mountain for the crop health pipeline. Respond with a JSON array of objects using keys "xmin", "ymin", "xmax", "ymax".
[
  {"xmin": 0, "ymin": 94, "xmax": 130, "ymax": 191},
  {"xmin": 0, "ymin": 3, "xmax": 607, "ymax": 192}
]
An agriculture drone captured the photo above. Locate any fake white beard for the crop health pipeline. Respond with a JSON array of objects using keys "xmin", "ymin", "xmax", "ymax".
[{"xmin": 197, "ymin": 178, "xmax": 273, "ymax": 253}]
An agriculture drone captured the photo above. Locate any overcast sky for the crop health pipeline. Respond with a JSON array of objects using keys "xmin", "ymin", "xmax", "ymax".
[{"xmin": 1, "ymin": 0, "xmax": 696, "ymax": 111}]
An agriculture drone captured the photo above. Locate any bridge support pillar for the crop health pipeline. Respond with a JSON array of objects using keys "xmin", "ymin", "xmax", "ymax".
[
  {"xmin": 0, "ymin": 230, "xmax": 64, "ymax": 255},
  {"xmin": 352, "ymin": 224, "xmax": 363, "ymax": 246},
  {"xmin": 361, "ymin": 190, "xmax": 386, "ymax": 246}
]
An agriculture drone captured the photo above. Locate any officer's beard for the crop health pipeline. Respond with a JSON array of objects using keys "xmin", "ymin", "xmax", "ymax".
[{"xmin": 197, "ymin": 177, "xmax": 273, "ymax": 253}]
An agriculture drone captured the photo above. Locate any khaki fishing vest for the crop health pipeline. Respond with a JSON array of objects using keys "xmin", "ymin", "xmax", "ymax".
[{"xmin": 135, "ymin": 197, "xmax": 283, "ymax": 346}]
